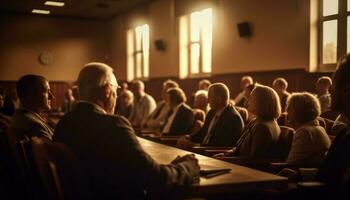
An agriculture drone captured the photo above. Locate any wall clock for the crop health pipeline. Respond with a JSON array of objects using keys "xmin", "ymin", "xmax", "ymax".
[{"xmin": 38, "ymin": 51, "xmax": 53, "ymax": 65}]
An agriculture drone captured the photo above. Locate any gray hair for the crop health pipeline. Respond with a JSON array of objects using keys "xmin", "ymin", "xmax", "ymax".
[
  {"xmin": 286, "ymin": 92, "xmax": 321, "ymax": 124},
  {"xmin": 77, "ymin": 62, "xmax": 117, "ymax": 99},
  {"xmin": 273, "ymin": 77, "xmax": 288, "ymax": 90},
  {"xmin": 208, "ymin": 83, "xmax": 230, "ymax": 103},
  {"xmin": 167, "ymin": 87, "xmax": 187, "ymax": 105}
]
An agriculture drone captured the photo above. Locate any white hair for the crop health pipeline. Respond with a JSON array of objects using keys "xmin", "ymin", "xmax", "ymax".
[
  {"xmin": 77, "ymin": 62, "xmax": 117, "ymax": 99},
  {"xmin": 195, "ymin": 90, "xmax": 208, "ymax": 98}
]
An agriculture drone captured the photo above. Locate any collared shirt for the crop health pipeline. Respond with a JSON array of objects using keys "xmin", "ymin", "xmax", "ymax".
[
  {"xmin": 10, "ymin": 107, "xmax": 54, "ymax": 141},
  {"xmin": 129, "ymin": 93, "xmax": 156, "ymax": 126},
  {"xmin": 162, "ymin": 103, "xmax": 183, "ymax": 134},
  {"xmin": 316, "ymin": 93, "xmax": 331, "ymax": 113},
  {"xmin": 202, "ymin": 105, "xmax": 228, "ymax": 144}
]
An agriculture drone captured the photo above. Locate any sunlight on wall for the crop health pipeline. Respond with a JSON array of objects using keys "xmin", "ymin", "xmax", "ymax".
[
  {"xmin": 179, "ymin": 8, "xmax": 212, "ymax": 78},
  {"xmin": 127, "ymin": 24, "xmax": 149, "ymax": 81}
]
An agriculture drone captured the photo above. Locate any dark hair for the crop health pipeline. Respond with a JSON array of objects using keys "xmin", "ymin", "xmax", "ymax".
[
  {"xmin": 17, "ymin": 75, "xmax": 46, "ymax": 102},
  {"xmin": 334, "ymin": 54, "xmax": 350, "ymax": 88}
]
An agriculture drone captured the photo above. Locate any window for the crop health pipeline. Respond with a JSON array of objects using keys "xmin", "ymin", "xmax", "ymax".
[
  {"xmin": 319, "ymin": 0, "xmax": 349, "ymax": 69},
  {"xmin": 127, "ymin": 24, "xmax": 149, "ymax": 81},
  {"xmin": 179, "ymin": 8, "xmax": 213, "ymax": 78}
]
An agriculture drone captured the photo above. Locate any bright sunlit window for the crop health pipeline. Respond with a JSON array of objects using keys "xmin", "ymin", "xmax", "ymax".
[
  {"xmin": 179, "ymin": 8, "xmax": 212, "ymax": 78},
  {"xmin": 318, "ymin": 0, "xmax": 349, "ymax": 68},
  {"xmin": 127, "ymin": 24, "xmax": 149, "ymax": 81}
]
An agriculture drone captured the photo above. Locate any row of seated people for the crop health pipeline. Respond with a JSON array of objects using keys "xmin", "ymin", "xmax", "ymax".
[{"xmin": 1, "ymin": 56, "xmax": 349, "ymax": 199}]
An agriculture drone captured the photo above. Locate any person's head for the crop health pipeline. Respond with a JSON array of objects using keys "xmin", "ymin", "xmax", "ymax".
[
  {"xmin": 0, "ymin": 89, "xmax": 4, "ymax": 109},
  {"xmin": 193, "ymin": 90, "xmax": 208, "ymax": 111},
  {"xmin": 240, "ymin": 76, "xmax": 254, "ymax": 90},
  {"xmin": 119, "ymin": 90, "xmax": 134, "ymax": 108},
  {"xmin": 207, "ymin": 83, "xmax": 230, "ymax": 111},
  {"xmin": 17, "ymin": 75, "xmax": 54, "ymax": 113},
  {"xmin": 316, "ymin": 76, "xmax": 332, "ymax": 94},
  {"xmin": 243, "ymin": 83, "xmax": 256, "ymax": 97},
  {"xmin": 64, "ymin": 88, "xmax": 74, "ymax": 101},
  {"xmin": 130, "ymin": 80, "xmax": 145, "ymax": 98},
  {"xmin": 198, "ymin": 79, "xmax": 211, "ymax": 91},
  {"xmin": 286, "ymin": 92, "xmax": 321, "ymax": 129},
  {"xmin": 247, "ymin": 84, "xmax": 281, "ymax": 120},
  {"xmin": 77, "ymin": 62, "xmax": 118, "ymax": 114},
  {"xmin": 332, "ymin": 54, "xmax": 350, "ymax": 118},
  {"xmin": 272, "ymin": 77, "xmax": 288, "ymax": 94},
  {"xmin": 166, "ymin": 88, "xmax": 187, "ymax": 107},
  {"xmin": 162, "ymin": 79, "xmax": 179, "ymax": 101}
]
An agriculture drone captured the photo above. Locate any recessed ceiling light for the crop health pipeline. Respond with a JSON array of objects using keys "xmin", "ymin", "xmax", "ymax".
[
  {"xmin": 32, "ymin": 9, "xmax": 51, "ymax": 14},
  {"xmin": 44, "ymin": 1, "xmax": 65, "ymax": 7}
]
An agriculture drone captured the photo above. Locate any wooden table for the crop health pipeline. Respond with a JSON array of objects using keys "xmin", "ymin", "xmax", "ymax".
[{"xmin": 138, "ymin": 137, "xmax": 288, "ymax": 196}]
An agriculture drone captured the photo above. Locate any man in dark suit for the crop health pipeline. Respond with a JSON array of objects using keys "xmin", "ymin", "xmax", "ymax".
[
  {"xmin": 54, "ymin": 63, "xmax": 200, "ymax": 199},
  {"xmin": 161, "ymin": 88, "xmax": 194, "ymax": 135},
  {"xmin": 190, "ymin": 83, "xmax": 244, "ymax": 146}
]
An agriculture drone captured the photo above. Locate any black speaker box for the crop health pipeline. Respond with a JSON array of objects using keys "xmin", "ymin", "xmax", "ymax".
[
  {"xmin": 154, "ymin": 39, "xmax": 166, "ymax": 51},
  {"xmin": 237, "ymin": 22, "xmax": 252, "ymax": 38}
]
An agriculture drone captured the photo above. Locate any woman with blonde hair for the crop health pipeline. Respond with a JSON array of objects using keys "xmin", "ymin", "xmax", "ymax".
[{"xmin": 215, "ymin": 84, "xmax": 282, "ymax": 161}]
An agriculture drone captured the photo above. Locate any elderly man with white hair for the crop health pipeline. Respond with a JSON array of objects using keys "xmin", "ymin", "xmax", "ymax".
[
  {"xmin": 189, "ymin": 83, "xmax": 244, "ymax": 146},
  {"xmin": 129, "ymin": 80, "xmax": 156, "ymax": 128},
  {"xmin": 54, "ymin": 62, "xmax": 199, "ymax": 199}
]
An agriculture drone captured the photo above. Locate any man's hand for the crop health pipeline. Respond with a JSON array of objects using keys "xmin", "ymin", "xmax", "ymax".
[{"xmin": 172, "ymin": 154, "xmax": 200, "ymax": 169}]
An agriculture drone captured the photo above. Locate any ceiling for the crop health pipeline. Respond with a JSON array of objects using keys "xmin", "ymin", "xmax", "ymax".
[{"xmin": 0, "ymin": 0, "xmax": 152, "ymax": 20}]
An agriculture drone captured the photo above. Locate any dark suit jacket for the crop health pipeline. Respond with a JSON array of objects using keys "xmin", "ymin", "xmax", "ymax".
[
  {"xmin": 164, "ymin": 104, "xmax": 195, "ymax": 135},
  {"xmin": 190, "ymin": 104, "xmax": 244, "ymax": 146},
  {"xmin": 54, "ymin": 102, "xmax": 198, "ymax": 199}
]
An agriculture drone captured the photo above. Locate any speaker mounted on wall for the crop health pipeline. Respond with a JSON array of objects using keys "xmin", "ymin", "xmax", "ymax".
[
  {"xmin": 237, "ymin": 21, "xmax": 252, "ymax": 38},
  {"xmin": 154, "ymin": 39, "xmax": 166, "ymax": 51}
]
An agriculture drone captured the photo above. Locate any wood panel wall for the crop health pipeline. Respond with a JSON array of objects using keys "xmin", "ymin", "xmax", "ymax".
[{"xmin": 0, "ymin": 69, "xmax": 332, "ymax": 110}]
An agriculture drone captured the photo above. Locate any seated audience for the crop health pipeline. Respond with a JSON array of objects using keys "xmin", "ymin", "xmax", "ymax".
[
  {"xmin": 272, "ymin": 77, "xmax": 290, "ymax": 112},
  {"xmin": 128, "ymin": 80, "xmax": 156, "ymax": 127},
  {"xmin": 198, "ymin": 79, "xmax": 211, "ymax": 91},
  {"xmin": 189, "ymin": 83, "xmax": 244, "ymax": 146},
  {"xmin": 280, "ymin": 54, "xmax": 350, "ymax": 200},
  {"xmin": 215, "ymin": 84, "xmax": 282, "ymax": 161},
  {"xmin": 161, "ymin": 88, "xmax": 195, "ymax": 135},
  {"xmin": 233, "ymin": 75, "xmax": 254, "ymax": 107},
  {"xmin": 0, "ymin": 88, "xmax": 18, "ymax": 116},
  {"xmin": 316, "ymin": 55, "xmax": 350, "ymax": 190},
  {"xmin": 315, "ymin": 76, "xmax": 332, "ymax": 113},
  {"xmin": 285, "ymin": 92, "xmax": 331, "ymax": 166},
  {"xmin": 0, "ymin": 89, "xmax": 11, "ymax": 130},
  {"xmin": 0, "ymin": 88, "xmax": 4, "ymax": 113},
  {"xmin": 188, "ymin": 79, "xmax": 211, "ymax": 107},
  {"xmin": 193, "ymin": 90, "xmax": 209, "ymax": 114},
  {"xmin": 142, "ymin": 79, "xmax": 178, "ymax": 131},
  {"xmin": 116, "ymin": 89, "xmax": 133, "ymax": 119},
  {"xmin": 54, "ymin": 63, "xmax": 200, "ymax": 199},
  {"xmin": 10, "ymin": 75, "xmax": 54, "ymax": 141},
  {"xmin": 60, "ymin": 88, "xmax": 77, "ymax": 113}
]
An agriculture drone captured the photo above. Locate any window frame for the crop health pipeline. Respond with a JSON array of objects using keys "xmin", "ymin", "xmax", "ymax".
[
  {"xmin": 179, "ymin": 8, "xmax": 213, "ymax": 78},
  {"xmin": 319, "ymin": 0, "xmax": 349, "ymax": 71},
  {"xmin": 127, "ymin": 24, "xmax": 149, "ymax": 81}
]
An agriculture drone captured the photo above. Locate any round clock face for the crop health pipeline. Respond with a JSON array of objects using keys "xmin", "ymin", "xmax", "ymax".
[{"xmin": 38, "ymin": 52, "xmax": 53, "ymax": 65}]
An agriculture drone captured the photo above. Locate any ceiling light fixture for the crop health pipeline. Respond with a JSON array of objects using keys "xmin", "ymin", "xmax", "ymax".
[
  {"xmin": 44, "ymin": 1, "xmax": 65, "ymax": 7},
  {"xmin": 32, "ymin": 9, "xmax": 51, "ymax": 14}
]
